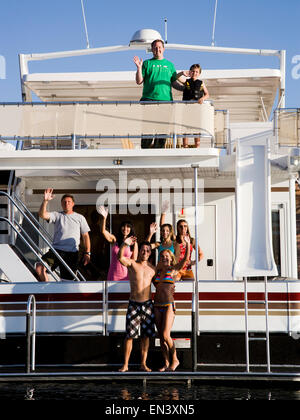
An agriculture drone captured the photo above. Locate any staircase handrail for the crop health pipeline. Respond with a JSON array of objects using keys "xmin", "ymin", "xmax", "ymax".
[
  {"xmin": 0, "ymin": 191, "xmax": 86, "ymax": 282},
  {"xmin": 0, "ymin": 216, "xmax": 61, "ymax": 282}
]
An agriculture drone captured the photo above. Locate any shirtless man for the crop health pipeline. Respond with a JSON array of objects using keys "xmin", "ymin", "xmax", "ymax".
[{"xmin": 118, "ymin": 237, "xmax": 156, "ymax": 372}]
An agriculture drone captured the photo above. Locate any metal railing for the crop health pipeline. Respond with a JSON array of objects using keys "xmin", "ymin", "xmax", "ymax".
[
  {"xmin": 0, "ymin": 191, "xmax": 86, "ymax": 282},
  {"xmin": 26, "ymin": 295, "xmax": 36, "ymax": 373},
  {"xmin": 274, "ymin": 108, "xmax": 300, "ymax": 147},
  {"xmin": 0, "ymin": 216, "xmax": 61, "ymax": 282},
  {"xmin": 0, "ymin": 101, "xmax": 231, "ymax": 150}
]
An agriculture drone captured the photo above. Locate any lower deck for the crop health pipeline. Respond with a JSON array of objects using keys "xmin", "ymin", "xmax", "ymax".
[
  {"xmin": 1, "ymin": 280, "xmax": 300, "ymax": 380},
  {"xmin": 1, "ymin": 333, "xmax": 300, "ymax": 388}
]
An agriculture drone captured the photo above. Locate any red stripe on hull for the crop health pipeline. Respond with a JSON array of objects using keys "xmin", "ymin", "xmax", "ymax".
[{"xmin": 0, "ymin": 293, "xmax": 103, "ymax": 302}]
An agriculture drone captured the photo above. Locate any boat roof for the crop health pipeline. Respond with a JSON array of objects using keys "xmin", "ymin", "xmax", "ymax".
[{"xmin": 24, "ymin": 68, "xmax": 281, "ymax": 123}]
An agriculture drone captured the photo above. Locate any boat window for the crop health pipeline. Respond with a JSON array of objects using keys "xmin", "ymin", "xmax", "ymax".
[{"xmin": 271, "ymin": 210, "xmax": 281, "ymax": 277}]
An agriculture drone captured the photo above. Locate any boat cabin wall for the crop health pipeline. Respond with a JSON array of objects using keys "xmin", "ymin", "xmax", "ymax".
[{"xmin": 17, "ymin": 178, "xmax": 292, "ymax": 282}]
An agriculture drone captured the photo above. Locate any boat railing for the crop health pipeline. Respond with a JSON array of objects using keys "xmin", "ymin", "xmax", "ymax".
[
  {"xmin": 0, "ymin": 278, "xmax": 297, "ymax": 374},
  {"xmin": 0, "ymin": 191, "xmax": 86, "ymax": 282},
  {"xmin": 26, "ymin": 294, "xmax": 36, "ymax": 373},
  {"xmin": 274, "ymin": 108, "xmax": 300, "ymax": 147},
  {"xmin": 0, "ymin": 101, "xmax": 230, "ymax": 150},
  {"xmin": 0, "ymin": 216, "xmax": 61, "ymax": 282}
]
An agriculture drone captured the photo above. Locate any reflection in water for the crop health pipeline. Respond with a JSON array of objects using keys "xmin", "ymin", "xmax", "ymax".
[
  {"xmin": 25, "ymin": 387, "xmax": 35, "ymax": 401},
  {"xmin": 120, "ymin": 387, "xmax": 179, "ymax": 401},
  {"xmin": 0, "ymin": 383, "xmax": 299, "ymax": 400}
]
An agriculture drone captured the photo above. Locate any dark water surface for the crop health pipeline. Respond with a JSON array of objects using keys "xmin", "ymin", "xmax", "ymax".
[{"xmin": 0, "ymin": 382, "xmax": 300, "ymax": 400}]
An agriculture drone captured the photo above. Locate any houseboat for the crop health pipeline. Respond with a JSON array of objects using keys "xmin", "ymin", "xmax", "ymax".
[{"xmin": 0, "ymin": 28, "xmax": 300, "ymax": 379}]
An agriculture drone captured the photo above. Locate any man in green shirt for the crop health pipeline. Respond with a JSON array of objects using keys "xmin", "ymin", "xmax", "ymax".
[{"xmin": 134, "ymin": 39, "xmax": 186, "ymax": 148}]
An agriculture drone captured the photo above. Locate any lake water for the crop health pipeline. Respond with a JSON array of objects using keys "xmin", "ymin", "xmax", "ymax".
[{"xmin": 1, "ymin": 382, "xmax": 300, "ymax": 400}]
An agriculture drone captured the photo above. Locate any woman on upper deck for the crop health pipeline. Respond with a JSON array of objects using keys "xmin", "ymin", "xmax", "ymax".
[{"xmin": 98, "ymin": 206, "xmax": 138, "ymax": 281}]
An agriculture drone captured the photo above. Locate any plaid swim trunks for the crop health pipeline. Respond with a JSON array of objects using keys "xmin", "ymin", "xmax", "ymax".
[{"xmin": 125, "ymin": 299, "xmax": 155, "ymax": 339}]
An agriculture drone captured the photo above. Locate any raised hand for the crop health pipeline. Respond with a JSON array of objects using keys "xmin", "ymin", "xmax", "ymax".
[
  {"xmin": 96, "ymin": 205, "xmax": 108, "ymax": 218},
  {"xmin": 44, "ymin": 188, "xmax": 54, "ymax": 202},
  {"xmin": 149, "ymin": 222, "xmax": 158, "ymax": 235},
  {"xmin": 161, "ymin": 200, "xmax": 169, "ymax": 213},
  {"xmin": 184, "ymin": 235, "xmax": 191, "ymax": 246},
  {"xmin": 124, "ymin": 236, "xmax": 137, "ymax": 247},
  {"xmin": 133, "ymin": 56, "xmax": 143, "ymax": 69}
]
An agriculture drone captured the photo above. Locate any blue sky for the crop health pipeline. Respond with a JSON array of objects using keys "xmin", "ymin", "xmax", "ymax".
[{"xmin": 0, "ymin": 0, "xmax": 299, "ymax": 107}]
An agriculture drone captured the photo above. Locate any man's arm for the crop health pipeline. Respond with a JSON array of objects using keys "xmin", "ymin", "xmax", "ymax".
[
  {"xmin": 172, "ymin": 80, "xmax": 185, "ymax": 91},
  {"xmin": 38, "ymin": 189, "xmax": 54, "ymax": 221},
  {"xmin": 176, "ymin": 70, "xmax": 189, "ymax": 80},
  {"xmin": 82, "ymin": 232, "xmax": 91, "ymax": 266}
]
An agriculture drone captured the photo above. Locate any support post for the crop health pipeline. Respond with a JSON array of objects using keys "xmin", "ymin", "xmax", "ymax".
[
  {"xmin": 26, "ymin": 295, "xmax": 36, "ymax": 373},
  {"xmin": 244, "ymin": 277, "xmax": 250, "ymax": 373},
  {"xmin": 289, "ymin": 175, "xmax": 297, "ymax": 278},
  {"xmin": 192, "ymin": 164, "xmax": 200, "ymax": 371},
  {"xmin": 71, "ymin": 134, "xmax": 76, "ymax": 150},
  {"xmin": 264, "ymin": 276, "xmax": 271, "ymax": 373}
]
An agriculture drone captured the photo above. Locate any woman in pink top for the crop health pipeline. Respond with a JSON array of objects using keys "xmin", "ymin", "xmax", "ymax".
[{"xmin": 98, "ymin": 206, "xmax": 138, "ymax": 281}]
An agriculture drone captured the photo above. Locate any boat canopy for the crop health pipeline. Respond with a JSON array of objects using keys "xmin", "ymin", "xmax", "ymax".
[{"xmin": 23, "ymin": 68, "xmax": 281, "ymax": 123}]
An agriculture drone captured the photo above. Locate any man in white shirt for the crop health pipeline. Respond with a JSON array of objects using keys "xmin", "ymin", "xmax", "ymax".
[{"xmin": 36, "ymin": 189, "xmax": 91, "ymax": 281}]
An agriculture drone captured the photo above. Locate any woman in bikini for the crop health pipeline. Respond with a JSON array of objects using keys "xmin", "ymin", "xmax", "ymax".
[
  {"xmin": 174, "ymin": 219, "xmax": 204, "ymax": 280},
  {"xmin": 98, "ymin": 206, "xmax": 138, "ymax": 281},
  {"xmin": 153, "ymin": 235, "xmax": 191, "ymax": 372}
]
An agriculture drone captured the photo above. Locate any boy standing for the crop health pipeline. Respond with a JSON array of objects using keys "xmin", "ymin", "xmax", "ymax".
[{"xmin": 179, "ymin": 64, "xmax": 210, "ymax": 148}]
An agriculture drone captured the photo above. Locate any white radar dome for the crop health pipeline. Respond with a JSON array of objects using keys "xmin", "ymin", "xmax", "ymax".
[{"xmin": 130, "ymin": 29, "xmax": 163, "ymax": 45}]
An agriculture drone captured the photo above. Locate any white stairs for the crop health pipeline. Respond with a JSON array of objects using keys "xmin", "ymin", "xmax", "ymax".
[{"xmin": 0, "ymin": 244, "xmax": 38, "ymax": 282}]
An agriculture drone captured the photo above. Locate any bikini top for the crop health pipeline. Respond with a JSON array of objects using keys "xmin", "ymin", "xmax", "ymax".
[
  {"xmin": 157, "ymin": 242, "xmax": 175, "ymax": 257},
  {"xmin": 154, "ymin": 269, "xmax": 175, "ymax": 285}
]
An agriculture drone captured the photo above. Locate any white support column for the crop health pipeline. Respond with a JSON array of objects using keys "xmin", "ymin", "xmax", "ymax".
[
  {"xmin": 279, "ymin": 50, "xmax": 286, "ymax": 108},
  {"xmin": 192, "ymin": 164, "xmax": 200, "ymax": 371},
  {"xmin": 289, "ymin": 175, "xmax": 298, "ymax": 278}
]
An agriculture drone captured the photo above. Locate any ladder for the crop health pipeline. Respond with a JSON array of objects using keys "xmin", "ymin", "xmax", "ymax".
[{"xmin": 244, "ymin": 276, "xmax": 271, "ymax": 373}]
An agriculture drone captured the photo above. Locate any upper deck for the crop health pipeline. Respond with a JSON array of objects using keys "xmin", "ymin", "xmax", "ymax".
[{"xmin": 0, "ymin": 28, "xmax": 298, "ymax": 177}]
